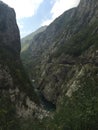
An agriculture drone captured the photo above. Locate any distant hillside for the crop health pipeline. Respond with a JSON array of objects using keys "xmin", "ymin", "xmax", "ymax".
[{"xmin": 21, "ymin": 26, "xmax": 47, "ymax": 52}]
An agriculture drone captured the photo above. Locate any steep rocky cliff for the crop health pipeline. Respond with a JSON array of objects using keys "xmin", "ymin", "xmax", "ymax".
[
  {"xmin": 0, "ymin": 1, "xmax": 20, "ymax": 54},
  {"xmin": 0, "ymin": 2, "xmax": 49, "ymax": 129},
  {"xmin": 21, "ymin": 0, "xmax": 98, "ymax": 129},
  {"xmin": 21, "ymin": 0, "xmax": 98, "ymax": 104}
]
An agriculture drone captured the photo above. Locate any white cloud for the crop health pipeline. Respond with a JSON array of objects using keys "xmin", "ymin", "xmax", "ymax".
[
  {"xmin": 51, "ymin": 0, "xmax": 80, "ymax": 19},
  {"xmin": 41, "ymin": 19, "xmax": 53, "ymax": 26},
  {"xmin": 2, "ymin": 0, "xmax": 44, "ymax": 19},
  {"xmin": 42, "ymin": 0, "xmax": 80, "ymax": 26}
]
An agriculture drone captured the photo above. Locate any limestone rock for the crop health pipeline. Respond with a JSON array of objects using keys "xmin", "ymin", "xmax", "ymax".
[
  {"xmin": 0, "ymin": 1, "xmax": 20, "ymax": 55},
  {"xmin": 0, "ymin": 1, "xmax": 48, "ymax": 120}
]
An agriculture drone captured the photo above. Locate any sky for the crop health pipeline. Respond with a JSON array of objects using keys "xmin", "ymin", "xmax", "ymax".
[{"xmin": 2, "ymin": 0, "xmax": 80, "ymax": 38}]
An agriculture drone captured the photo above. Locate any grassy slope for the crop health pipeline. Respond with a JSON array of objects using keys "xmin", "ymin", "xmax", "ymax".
[{"xmin": 21, "ymin": 26, "xmax": 47, "ymax": 52}]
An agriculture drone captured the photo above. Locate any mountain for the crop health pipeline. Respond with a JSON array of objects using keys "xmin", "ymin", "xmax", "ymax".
[
  {"xmin": 21, "ymin": 0, "xmax": 98, "ymax": 129},
  {"xmin": 0, "ymin": 0, "xmax": 98, "ymax": 129},
  {"xmin": 21, "ymin": 26, "xmax": 47, "ymax": 52},
  {"xmin": 0, "ymin": 2, "xmax": 49, "ymax": 130}
]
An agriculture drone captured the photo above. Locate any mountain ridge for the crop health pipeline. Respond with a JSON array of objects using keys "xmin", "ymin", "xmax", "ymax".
[
  {"xmin": 21, "ymin": 0, "xmax": 98, "ymax": 129},
  {"xmin": 21, "ymin": 26, "xmax": 47, "ymax": 52}
]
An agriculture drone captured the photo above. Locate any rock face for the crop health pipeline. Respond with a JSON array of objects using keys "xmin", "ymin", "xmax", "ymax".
[
  {"xmin": 21, "ymin": 0, "xmax": 98, "ymax": 106},
  {"xmin": 22, "ymin": 0, "xmax": 98, "ymax": 129},
  {"xmin": 0, "ymin": 1, "xmax": 21, "ymax": 92},
  {"xmin": 0, "ymin": 1, "xmax": 20, "ymax": 54},
  {"xmin": 0, "ymin": 2, "xmax": 49, "ymax": 127}
]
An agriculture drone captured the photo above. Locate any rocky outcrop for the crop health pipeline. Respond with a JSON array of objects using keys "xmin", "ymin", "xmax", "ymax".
[
  {"xmin": 0, "ymin": 1, "xmax": 50, "ymax": 122},
  {"xmin": 0, "ymin": 1, "xmax": 20, "ymax": 55},
  {"xmin": 0, "ymin": 1, "xmax": 21, "ymax": 92}
]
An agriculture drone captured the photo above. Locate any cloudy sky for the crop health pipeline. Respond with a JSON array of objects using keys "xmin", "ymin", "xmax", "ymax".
[{"xmin": 2, "ymin": 0, "xmax": 80, "ymax": 38}]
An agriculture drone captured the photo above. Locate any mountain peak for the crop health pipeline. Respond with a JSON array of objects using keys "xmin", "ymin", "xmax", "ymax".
[{"xmin": 0, "ymin": 1, "xmax": 21, "ymax": 55}]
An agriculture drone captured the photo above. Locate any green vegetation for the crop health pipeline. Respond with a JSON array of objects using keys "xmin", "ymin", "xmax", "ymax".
[
  {"xmin": 9, "ymin": 66, "xmax": 97, "ymax": 130},
  {"xmin": 23, "ymin": 66, "xmax": 98, "ymax": 130},
  {"xmin": 0, "ymin": 48, "xmax": 39, "ymax": 129},
  {"xmin": 0, "ymin": 93, "xmax": 20, "ymax": 130},
  {"xmin": 21, "ymin": 26, "xmax": 47, "ymax": 52},
  {"xmin": 53, "ymin": 20, "xmax": 98, "ymax": 58},
  {"xmin": 48, "ymin": 66, "xmax": 98, "ymax": 130},
  {"xmin": 0, "ymin": 47, "xmax": 39, "ymax": 103}
]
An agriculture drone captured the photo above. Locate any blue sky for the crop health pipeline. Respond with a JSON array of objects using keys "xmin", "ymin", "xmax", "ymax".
[{"xmin": 2, "ymin": 0, "xmax": 80, "ymax": 38}]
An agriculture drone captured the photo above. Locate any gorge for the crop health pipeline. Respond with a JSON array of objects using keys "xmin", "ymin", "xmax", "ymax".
[{"xmin": 0, "ymin": 0, "xmax": 98, "ymax": 129}]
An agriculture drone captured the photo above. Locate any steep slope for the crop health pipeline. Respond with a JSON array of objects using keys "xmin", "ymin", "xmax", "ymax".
[
  {"xmin": 0, "ymin": 2, "xmax": 49, "ymax": 130},
  {"xmin": 21, "ymin": 0, "xmax": 98, "ymax": 129},
  {"xmin": 21, "ymin": 0, "xmax": 98, "ymax": 103},
  {"xmin": 21, "ymin": 26, "xmax": 47, "ymax": 52}
]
